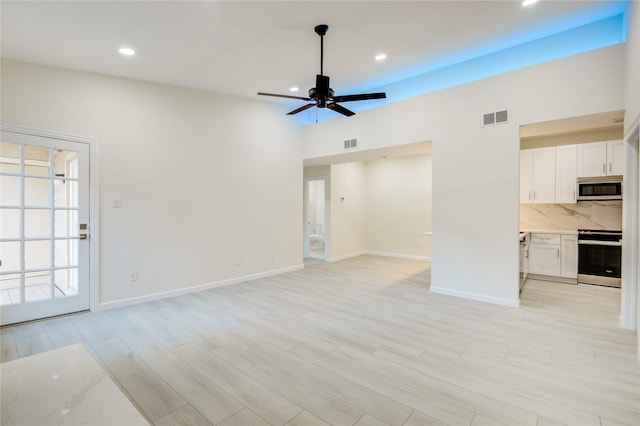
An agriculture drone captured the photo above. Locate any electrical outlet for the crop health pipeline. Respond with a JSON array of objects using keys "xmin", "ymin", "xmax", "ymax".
[
  {"xmin": 234, "ymin": 257, "xmax": 243, "ymax": 266},
  {"xmin": 130, "ymin": 271, "xmax": 138, "ymax": 282}
]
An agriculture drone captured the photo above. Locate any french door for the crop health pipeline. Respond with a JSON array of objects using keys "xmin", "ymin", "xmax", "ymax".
[{"xmin": 0, "ymin": 129, "xmax": 91, "ymax": 325}]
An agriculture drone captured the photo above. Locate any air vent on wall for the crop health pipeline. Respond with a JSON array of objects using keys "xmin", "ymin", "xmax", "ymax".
[
  {"xmin": 344, "ymin": 138, "xmax": 358, "ymax": 150},
  {"xmin": 482, "ymin": 109, "xmax": 509, "ymax": 127}
]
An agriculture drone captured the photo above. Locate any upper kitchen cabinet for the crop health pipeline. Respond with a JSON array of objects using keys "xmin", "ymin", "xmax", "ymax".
[
  {"xmin": 577, "ymin": 140, "xmax": 624, "ymax": 177},
  {"xmin": 555, "ymin": 144, "xmax": 578, "ymax": 203},
  {"xmin": 607, "ymin": 140, "xmax": 624, "ymax": 175},
  {"xmin": 520, "ymin": 147, "xmax": 556, "ymax": 204}
]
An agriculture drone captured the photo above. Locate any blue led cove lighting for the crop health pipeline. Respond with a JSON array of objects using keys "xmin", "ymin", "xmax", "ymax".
[{"xmin": 294, "ymin": 11, "xmax": 627, "ymax": 126}]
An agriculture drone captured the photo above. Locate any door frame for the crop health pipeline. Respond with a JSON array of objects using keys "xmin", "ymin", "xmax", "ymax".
[
  {"xmin": 621, "ymin": 119, "xmax": 639, "ymax": 330},
  {"xmin": 303, "ymin": 176, "xmax": 329, "ymax": 260},
  {"xmin": 1, "ymin": 123, "xmax": 100, "ymax": 313}
]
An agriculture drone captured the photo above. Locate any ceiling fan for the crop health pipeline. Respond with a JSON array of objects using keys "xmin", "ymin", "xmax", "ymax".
[{"xmin": 257, "ymin": 24, "xmax": 386, "ymax": 117}]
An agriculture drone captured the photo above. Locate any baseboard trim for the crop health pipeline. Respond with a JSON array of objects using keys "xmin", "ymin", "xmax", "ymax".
[
  {"xmin": 430, "ymin": 286, "xmax": 520, "ymax": 308},
  {"xmin": 97, "ymin": 264, "xmax": 305, "ymax": 311},
  {"xmin": 365, "ymin": 251, "xmax": 431, "ymax": 262},
  {"xmin": 327, "ymin": 251, "xmax": 367, "ymax": 262}
]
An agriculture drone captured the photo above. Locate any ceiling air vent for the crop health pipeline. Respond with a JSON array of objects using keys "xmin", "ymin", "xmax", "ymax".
[
  {"xmin": 344, "ymin": 138, "xmax": 358, "ymax": 150},
  {"xmin": 482, "ymin": 109, "xmax": 509, "ymax": 127}
]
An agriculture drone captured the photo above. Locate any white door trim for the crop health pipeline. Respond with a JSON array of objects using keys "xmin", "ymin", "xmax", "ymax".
[
  {"xmin": 1, "ymin": 123, "xmax": 100, "ymax": 313},
  {"xmin": 621, "ymin": 121, "xmax": 639, "ymax": 331}
]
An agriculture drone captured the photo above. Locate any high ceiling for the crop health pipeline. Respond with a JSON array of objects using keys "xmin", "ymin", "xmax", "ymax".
[{"xmin": 0, "ymin": 1, "xmax": 628, "ymax": 104}]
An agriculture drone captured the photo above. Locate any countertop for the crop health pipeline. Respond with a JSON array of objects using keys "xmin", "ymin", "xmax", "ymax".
[{"xmin": 520, "ymin": 229, "xmax": 578, "ymax": 235}]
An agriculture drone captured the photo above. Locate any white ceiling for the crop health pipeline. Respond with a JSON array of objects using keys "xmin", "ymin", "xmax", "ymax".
[
  {"xmin": 1, "ymin": 1, "xmax": 628, "ymax": 166},
  {"xmin": 0, "ymin": 0, "xmax": 628, "ymax": 102}
]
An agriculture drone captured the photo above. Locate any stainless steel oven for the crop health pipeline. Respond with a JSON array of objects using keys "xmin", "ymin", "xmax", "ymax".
[{"xmin": 577, "ymin": 229, "xmax": 622, "ymax": 288}]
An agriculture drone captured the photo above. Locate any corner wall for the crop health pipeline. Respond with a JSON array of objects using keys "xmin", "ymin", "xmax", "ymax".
[{"xmin": 1, "ymin": 59, "xmax": 303, "ymax": 306}]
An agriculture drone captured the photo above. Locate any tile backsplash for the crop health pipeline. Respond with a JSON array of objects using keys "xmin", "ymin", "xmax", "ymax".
[{"xmin": 520, "ymin": 201, "xmax": 622, "ymax": 231}]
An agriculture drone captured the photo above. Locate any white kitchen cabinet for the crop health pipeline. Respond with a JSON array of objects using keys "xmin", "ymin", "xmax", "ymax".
[
  {"xmin": 560, "ymin": 234, "xmax": 578, "ymax": 279},
  {"xmin": 520, "ymin": 147, "xmax": 556, "ymax": 204},
  {"xmin": 555, "ymin": 144, "xmax": 577, "ymax": 203},
  {"xmin": 607, "ymin": 140, "xmax": 624, "ymax": 175},
  {"xmin": 577, "ymin": 140, "xmax": 624, "ymax": 177},
  {"xmin": 528, "ymin": 233, "xmax": 561, "ymax": 276}
]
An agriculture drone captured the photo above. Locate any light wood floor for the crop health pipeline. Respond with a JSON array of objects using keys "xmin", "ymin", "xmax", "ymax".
[{"xmin": 1, "ymin": 255, "xmax": 638, "ymax": 426}]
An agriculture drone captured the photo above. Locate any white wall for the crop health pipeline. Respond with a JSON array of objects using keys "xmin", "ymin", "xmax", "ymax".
[
  {"xmin": 1, "ymin": 59, "xmax": 303, "ymax": 305},
  {"xmin": 365, "ymin": 155, "xmax": 431, "ymax": 260},
  {"xmin": 329, "ymin": 162, "xmax": 367, "ymax": 261},
  {"xmin": 302, "ymin": 45, "xmax": 626, "ymax": 306}
]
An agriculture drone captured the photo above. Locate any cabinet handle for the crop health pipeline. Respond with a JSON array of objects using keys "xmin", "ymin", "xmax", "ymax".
[
  {"xmin": 609, "ymin": 162, "xmax": 612, "ymax": 172},
  {"xmin": 602, "ymin": 163, "xmax": 606, "ymax": 173},
  {"xmin": 533, "ymin": 191, "xmax": 536, "ymax": 200},
  {"xmin": 573, "ymin": 190, "xmax": 575, "ymax": 201},
  {"xmin": 557, "ymin": 248, "xmax": 560, "ymax": 258}
]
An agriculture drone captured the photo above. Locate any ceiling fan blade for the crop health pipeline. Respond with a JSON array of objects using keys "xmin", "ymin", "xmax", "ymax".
[
  {"xmin": 257, "ymin": 92, "xmax": 311, "ymax": 101},
  {"xmin": 327, "ymin": 102, "xmax": 355, "ymax": 117},
  {"xmin": 286, "ymin": 103, "xmax": 315, "ymax": 115},
  {"xmin": 332, "ymin": 92, "xmax": 387, "ymax": 103}
]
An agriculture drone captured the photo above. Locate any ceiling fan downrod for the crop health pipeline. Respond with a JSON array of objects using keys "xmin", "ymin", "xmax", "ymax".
[{"xmin": 315, "ymin": 24, "xmax": 328, "ymax": 76}]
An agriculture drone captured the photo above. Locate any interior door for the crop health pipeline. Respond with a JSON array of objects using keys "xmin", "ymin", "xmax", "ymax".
[{"xmin": 0, "ymin": 130, "xmax": 91, "ymax": 325}]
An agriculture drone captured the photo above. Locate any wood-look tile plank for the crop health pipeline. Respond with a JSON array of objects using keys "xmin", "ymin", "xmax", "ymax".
[
  {"xmin": 171, "ymin": 343, "xmax": 302, "ymax": 425},
  {"xmin": 291, "ymin": 343, "xmax": 476, "ymax": 426},
  {"xmin": 249, "ymin": 343, "xmax": 413, "ymax": 426},
  {"xmin": 132, "ymin": 340, "xmax": 243, "ymax": 425},
  {"xmin": 217, "ymin": 408, "xmax": 270, "ymax": 426},
  {"xmin": 213, "ymin": 344, "xmax": 364, "ymax": 426},
  {"xmin": 92, "ymin": 337, "xmax": 188, "ymax": 422},
  {"xmin": 153, "ymin": 405, "xmax": 212, "ymax": 426},
  {"xmin": 285, "ymin": 410, "xmax": 331, "ymax": 426}
]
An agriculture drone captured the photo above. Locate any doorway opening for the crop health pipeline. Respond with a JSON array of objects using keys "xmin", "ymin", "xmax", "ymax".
[{"xmin": 304, "ymin": 177, "xmax": 327, "ymax": 260}]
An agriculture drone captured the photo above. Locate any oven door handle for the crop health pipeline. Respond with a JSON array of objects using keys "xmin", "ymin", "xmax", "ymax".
[{"xmin": 578, "ymin": 240, "xmax": 622, "ymax": 246}]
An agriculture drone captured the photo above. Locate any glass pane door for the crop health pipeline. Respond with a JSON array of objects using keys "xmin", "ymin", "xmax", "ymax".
[{"xmin": 0, "ymin": 131, "xmax": 90, "ymax": 325}]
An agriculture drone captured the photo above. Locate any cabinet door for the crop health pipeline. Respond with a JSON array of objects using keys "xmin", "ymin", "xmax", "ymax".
[
  {"xmin": 531, "ymin": 147, "xmax": 556, "ymax": 203},
  {"xmin": 560, "ymin": 235, "xmax": 578, "ymax": 279},
  {"xmin": 577, "ymin": 142, "xmax": 607, "ymax": 177},
  {"xmin": 520, "ymin": 149, "xmax": 533, "ymax": 204},
  {"xmin": 555, "ymin": 144, "xmax": 577, "ymax": 203},
  {"xmin": 529, "ymin": 243, "xmax": 561, "ymax": 276},
  {"xmin": 607, "ymin": 140, "xmax": 624, "ymax": 175}
]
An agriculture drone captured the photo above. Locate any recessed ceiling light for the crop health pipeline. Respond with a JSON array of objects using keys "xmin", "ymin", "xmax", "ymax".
[
  {"xmin": 118, "ymin": 47, "xmax": 136, "ymax": 56},
  {"xmin": 375, "ymin": 53, "xmax": 387, "ymax": 61},
  {"xmin": 289, "ymin": 86, "xmax": 299, "ymax": 92},
  {"xmin": 522, "ymin": 0, "xmax": 538, "ymax": 6}
]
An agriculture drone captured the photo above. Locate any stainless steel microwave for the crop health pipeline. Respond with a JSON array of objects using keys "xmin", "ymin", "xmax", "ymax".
[{"xmin": 576, "ymin": 176, "xmax": 623, "ymax": 201}]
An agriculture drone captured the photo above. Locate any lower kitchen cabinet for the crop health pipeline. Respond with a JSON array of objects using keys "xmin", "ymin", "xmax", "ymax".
[
  {"xmin": 529, "ymin": 238, "xmax": 561, "ymax": 276},
  {"xmin": 528, "ymin": 232, "xmax": 577, "ymax": 280}
]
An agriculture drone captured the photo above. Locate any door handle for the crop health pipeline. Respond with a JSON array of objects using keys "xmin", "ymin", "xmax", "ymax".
[{"xmin": 79, "ymin": 234, "xmax": 89, "ymax": 240}]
